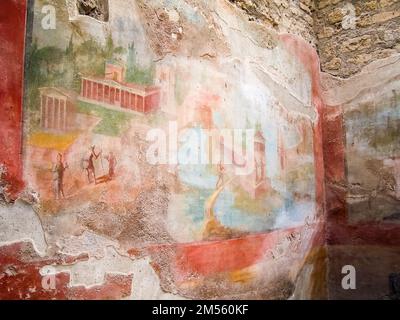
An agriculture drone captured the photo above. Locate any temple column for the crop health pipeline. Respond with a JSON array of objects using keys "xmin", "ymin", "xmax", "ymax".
[
  {"xmin": 87, "ymin": 80, "xmax": 91, "ymax": 99},
  {"xmin": 91, "ymin": 80, "xmax": 95, "ymax": 99},
  {"xmin": 51, "ymin": 97, "xmax": 56, "ymax": 129},
  {"xmin": 134, "ymin": 94, "xmax": 137, "ymax": 111},
  {"xmin": 56, "ymin": 98, "xmax": 61, "ymax": 130},
  {"xmin": 64, "ymin": 98, "xmax": 67, "ymax": 130},
  {"xmin": 45, "ymin": 96, "xmax": 51, "ymax": 129},
  {"xmin": 40, "ymin": 93, "xmax": 43, "ymax": 128}
]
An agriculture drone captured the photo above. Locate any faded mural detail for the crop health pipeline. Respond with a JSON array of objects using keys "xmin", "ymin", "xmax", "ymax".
[
  {"xmin": 322, "ymin": 52, "xmax": 400, "ymax": 299},
  {"xmin": 0, "ymin": 0, "xmax": 323, "ymax": 299},
  {"xmin": 345, "ymin": 85, "xmax": 400, "ymax": 223},
  {"xmin": 3, "ymin": 0, "xmax": 400, "ymax": 301}
]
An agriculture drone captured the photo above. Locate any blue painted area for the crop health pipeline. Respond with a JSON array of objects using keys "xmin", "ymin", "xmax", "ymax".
[
  {"xmin": 213, "ymin": 111, "xmax": 225, "ymax": 129},
  {"xmin": 179, "ymin": 164, "xmax": 217, "ymax": 189},
  {"xmin": 178, "ymin": 172, "xmax": 314, "ymax": 233},
  {"xmin": 273, "ymin": 199, "xmax": 315, "ymax": 229},
  {"xmin": 214, "ymin": 190, "xmax": 275, "ymax": 232},
  {"xmin": 176, "ymin": 134, "xmax": 315, "ymax": 233},
  {"xmin": 177, "ymin": 163, "xmax": 278, "ymax": 233}
]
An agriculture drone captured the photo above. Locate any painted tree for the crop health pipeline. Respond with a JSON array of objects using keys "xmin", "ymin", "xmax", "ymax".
[{"xmin": 125, "ymin": 41, "xmax": 154, "ymax": 85}]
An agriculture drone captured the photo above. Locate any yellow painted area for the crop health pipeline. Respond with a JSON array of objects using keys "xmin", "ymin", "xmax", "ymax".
[
  {"xmin": 28, "ymin": 131, "xmax": 80, "ymax": 152},
  {"xmin": 229, "ymin": 269, "xmax": 255, "ymax": 283}
]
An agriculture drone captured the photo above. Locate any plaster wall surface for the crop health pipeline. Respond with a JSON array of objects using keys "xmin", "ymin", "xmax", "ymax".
[{"xmin": 0, "ymin": 0, "xmax": 399, "ymax": 300}]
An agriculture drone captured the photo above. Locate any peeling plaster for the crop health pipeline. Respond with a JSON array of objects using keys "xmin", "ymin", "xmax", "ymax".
[
  {"xmin": 0, "ymin": 200, "xmax": 47, "ymax": 256},
  {"xmin": 127, "ymin": 257, "xmax": 186, "ymax": 300},
  {"xmin": 40, "ymin": 246, "xmax": 185, "ymax": 299},
  {"xmin": 56, "ymin": 230, "xmax": 120, "ymax": 259},
  {"xmin": 45, "ymin": 246, "xmax": 133, "ymax": 287},
  {"xmin": 2, "ymin": 0, "xmax": 324, "ymax": 300},
  {"xmin": 321, "ymin": 54, "xmax": 400, "ymax": 106}
]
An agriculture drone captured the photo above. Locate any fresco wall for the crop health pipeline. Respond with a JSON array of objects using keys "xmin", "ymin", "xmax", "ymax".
[
  {"xmin": 1, "ymin": 0, "xmax": 325, "ymax": 300},
  {"xmin": 345, "ymin": 83, "xmax": 400, "ymax": 224},
  {"xmin": 1, "ymin": 0, "xmax": 399, "ymax": 301},
  {"xmin": 322, "ymin": 53, "xmax": 400, "ymax": 299}
]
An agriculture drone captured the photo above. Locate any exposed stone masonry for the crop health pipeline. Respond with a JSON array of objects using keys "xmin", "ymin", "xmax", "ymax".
[
  {"xmin": 228, "ymin": 0, "xmax": 316, "ymax": 45},
  {"xmin": 229, "ymin": 0, "xmax": 400, "ymax": 78},
  {"xmin": 314, "ymin": 0, "xmax": 400, "ymax": 78}
]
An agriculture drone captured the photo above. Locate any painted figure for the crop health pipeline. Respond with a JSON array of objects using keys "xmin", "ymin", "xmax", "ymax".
[
  {"xmin": 53, "ymin": 153, "xmax": 68, "ymax": 200},
  {"xmin": 255, "ymin": 158, "xmax": 266, "ymax": 184},
  {"xmin": 216, "ymin": 160, "xmax": 225, "ymax": 189},
  {"xmin": 86, "ymin": 146, "xmax": 101, "ymax": 184},
  {"xmin": 105, "ymin": 152, "xmax": 117, "ymax": 179}
]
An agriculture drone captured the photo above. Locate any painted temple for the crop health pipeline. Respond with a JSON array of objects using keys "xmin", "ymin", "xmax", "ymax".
[{"xmin": 80, "ymin": 63, "xmax": 161, "ymax": 114}]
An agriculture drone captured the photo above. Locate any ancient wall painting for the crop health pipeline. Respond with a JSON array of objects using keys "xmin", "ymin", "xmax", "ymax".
[
  {"xmin": 345, "ymin": 81, "xmax": 400, "ymax": 224},
  {"xmin": 20, "ymin": 0, "xmax": 321, "ymax": 298}
]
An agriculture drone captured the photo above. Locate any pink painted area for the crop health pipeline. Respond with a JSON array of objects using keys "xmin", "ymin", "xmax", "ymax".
[
  {"xmin": 175, "ymin": 229, "xmax": 297, "ymax": 276},
  {"xmin": 145, "ymin": 91, "xmax": 161, "ymax": 113},
  {"xmin": 147, "ymin": 227, "xmax": 303, "ymax": 279},
  {"xmin": 279, "ymin": 34, "xmax": 326, "ymax": 218},
  {"xmin": 0, "ymin": 8, "xmax": 327, "ymax": 298},
  {"xmin": 280, "ymin": 34, "xmax": 400, "ymax": 249}
]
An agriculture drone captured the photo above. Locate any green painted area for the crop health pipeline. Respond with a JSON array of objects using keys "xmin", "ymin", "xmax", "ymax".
[
  {"xmin": 77, "ymin": 101, "xmax": 134, "ymax": 137},
  {"xmin": 25, "ymin": 34, "xmax": 126, "ymax": 133},
  {"xmin": 125, "ymin": 42, "xmax": 154, "ymax": 85}
]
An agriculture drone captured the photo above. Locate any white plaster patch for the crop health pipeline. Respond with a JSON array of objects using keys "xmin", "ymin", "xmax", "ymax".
[
  {"xmin": 213, "ymin": 0, "xmax": 313, "ymax": 110},
  {"xmin": 65, "ymin": 0, "xmax": 79, "ymax": 20},
  {"xmin": 48, "ymin": 246, "xmax": 132, "ymax": 287},
  {"xmin": 57, "ymin": 230, "xmax": 120, "ymax": 259},
  {"xmin": 41, "ymin": 247, "xmax": 185, "ymax": 299},
  {"xmin": 127, "ymin": 257, "xmax": 186, "ymax": 300},
  {"xmin": 166, "ymin": 8, "xmax": 180, "ymax": 23},
  {"xmin": 0, "ymin": 200, "xmax": 47, "ymax": 256},
  {"xmin": 341, "ymin": 2, "xmax": 357, "ymax": 30}
]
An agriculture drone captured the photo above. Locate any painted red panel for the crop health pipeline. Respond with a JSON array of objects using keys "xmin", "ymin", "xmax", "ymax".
[
  {"xmin": 0, "ymin": 0, "xmax": 27, "ymax": 198},
  {"xmin": 121, "ymin": 90, "xmax": 127, "ymax": 108},
  {"xmin": 0, "ymin": 242, "xmax": 132, "ymax": 300},
  {"xmin": 82, "ymin": 79, "xmax": 87, "ymax": 97},
  {"xmin": 147, "ymin": 227, "xmax": 302, "ymax": 278},
  {"xmin": 130, "ymin": 93, "xmax": 135, "ymax": 110},
  {"xmin": 93, "ymin": 81, "xmax": 98, "ymax": 100},
  {"xmin": 99, "ymin": 83, "xmax": 104, "ymax": 102}
]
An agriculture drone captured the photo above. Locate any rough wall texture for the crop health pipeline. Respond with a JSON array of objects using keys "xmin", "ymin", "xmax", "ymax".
[
  {"xmin": 229, "ymin": 0, "xmax": 316, "ymax": 45},
  {"xmin": 0, "ymin": 0, "xmax": 326, "ymax": 300},
  {"xmin": 315, "ymin": 0, "xmax": 400, "ymax": 77},
  {"xmin": 0, "ymin": 0, "xmax": 399, "ymax": 300},
  {"xmin": 76, "ymin": 0, "xmax": 109, "ymax": 22},
  {"xmin": 321, "ymin": 53, "xmax": 400, "ymax": 299},
  {"xmin": 314, "ymin": 0, "xmax": 400, "ymax": 299},
  {"xmin": 315, "ymin": 0, "xmax": 400, "ymax": 300}
]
